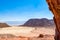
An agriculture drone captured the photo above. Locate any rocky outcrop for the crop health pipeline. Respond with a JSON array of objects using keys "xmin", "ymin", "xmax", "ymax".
[
  {"xmin": 46, "ymin": 0, "xmax": 60, "ymax": 40},
  {"xmin": 23, "ymin": 18, "xmax": 55, "ymax": 27},
  {"xmin": 0, "ymin": 23, "xmax": 10, "ymax": 28}
]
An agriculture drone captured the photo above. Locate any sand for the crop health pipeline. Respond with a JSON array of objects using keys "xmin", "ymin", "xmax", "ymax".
[{"xmin": 0, "ymin": 26, "xmax": 55, "ymax": 40}]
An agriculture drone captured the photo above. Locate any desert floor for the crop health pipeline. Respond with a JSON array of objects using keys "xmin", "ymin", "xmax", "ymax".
[{"xmin": 0, "ymin": 26, "xmax": 55, "ymax": 40}]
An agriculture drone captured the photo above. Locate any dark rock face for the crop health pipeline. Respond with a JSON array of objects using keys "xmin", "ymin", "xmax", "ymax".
[
  {"xmin": 23, "ymin": 18, "xmax": 55, "ymax": 27},
  {"xmin": 0, "ymin": 23, "xmax": 10, "ymax": 28}
]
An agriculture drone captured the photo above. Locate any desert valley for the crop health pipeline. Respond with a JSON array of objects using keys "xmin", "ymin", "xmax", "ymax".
[{"xmin": 0, "ymin": 18, "xmax": 55, "ymax": 40}]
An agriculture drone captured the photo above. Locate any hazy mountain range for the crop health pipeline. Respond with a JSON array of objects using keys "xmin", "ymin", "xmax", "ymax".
[
  {"xmin": 23, "ymin": 18, "xmax": 55, "ymax": 27},
  {"xmin": 0, "ymin": 21, "xmax": 26, "ymax": 26},
  {"xmin": 0, "ymin": 18, "xmax": 55, "ymax": 26}
]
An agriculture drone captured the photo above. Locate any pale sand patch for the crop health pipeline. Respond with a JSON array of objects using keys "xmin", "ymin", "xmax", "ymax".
[
  {"xmin": 0, "ymin": 26, "xmax": 55, "ymax": 37},
  {"xmin": 0, "ymin": 27, "xmax": 36, "ymax": 37},
  {"xmin": 35, "ymin": 27, "xmax": 55, "ymax": 35}
]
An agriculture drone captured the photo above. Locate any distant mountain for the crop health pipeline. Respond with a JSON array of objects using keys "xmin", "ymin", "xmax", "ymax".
[
  {"xmin": 0, "ymin": 23, "xmax": 10, "ymax": 28},
  {"xmin": 6, "ymin": 21, "xmax": 26, "ymax": 26},
  {"xmin": 22, "ymin": 18, "xmax": 55, "ymax": 27}
]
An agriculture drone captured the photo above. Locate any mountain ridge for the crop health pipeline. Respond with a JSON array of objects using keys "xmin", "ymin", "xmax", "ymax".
[{"xmin": 22, "ymin": 18, "xmax": 55, "ymax": 27}]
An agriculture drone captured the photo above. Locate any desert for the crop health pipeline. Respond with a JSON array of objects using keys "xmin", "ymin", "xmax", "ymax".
[{"xmin": 0, "ymin": 26, "xmax": 55, "ymax": 40}]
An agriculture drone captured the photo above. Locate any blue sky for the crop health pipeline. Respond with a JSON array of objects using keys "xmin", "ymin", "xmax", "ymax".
[{"xmin": 0, "ymin": 0, "xmax": 53, "ymax": 21}]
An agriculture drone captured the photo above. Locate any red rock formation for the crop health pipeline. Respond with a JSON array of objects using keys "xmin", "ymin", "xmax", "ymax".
[{"xmin": 46, "ymin": 0, "xmax": 60, "ymax": 40}]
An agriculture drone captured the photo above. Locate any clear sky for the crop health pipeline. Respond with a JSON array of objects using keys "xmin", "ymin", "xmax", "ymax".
[{"xmin": 0, "ymin": 0, "xmax": 53, "ymax": 21}]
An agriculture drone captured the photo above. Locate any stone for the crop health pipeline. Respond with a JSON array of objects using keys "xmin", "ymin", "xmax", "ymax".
[{"xmin": 46, "ymin": 0, "xmax": 60, "ymax": 40}]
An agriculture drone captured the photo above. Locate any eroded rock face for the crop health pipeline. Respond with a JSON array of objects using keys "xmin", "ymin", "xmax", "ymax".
[
  {"xmin": 57, "ymin": 0, "xmax": 60, "ymax": 5},
  {"xmin": 46, "ymin": 0, "xmax": 60, "ymax": 40}
]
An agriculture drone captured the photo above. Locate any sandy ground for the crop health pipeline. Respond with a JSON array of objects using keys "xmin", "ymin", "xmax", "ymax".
[{"xmin": 0, "ymin": 26, "xmax": 55, "ymax": 40}]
